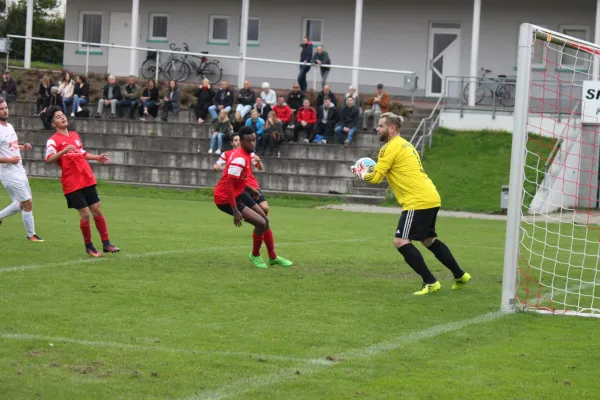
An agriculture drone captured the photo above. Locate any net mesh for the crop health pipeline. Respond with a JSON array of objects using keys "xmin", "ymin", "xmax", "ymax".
[{"xmin": 517, "ymin": 27, "xmax": 600, "ymax": 317}]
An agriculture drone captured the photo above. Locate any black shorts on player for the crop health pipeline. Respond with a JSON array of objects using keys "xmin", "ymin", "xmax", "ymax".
[
  {"xmin": 395, "ymin": 207, "xmax": 439, "ymax": 241},
  {"xmin": 216, "ymin": 192, "xmax": 257, "ymax": 215},
  {"xmin": 244, "ymin": 187, "xmax": 266, "ymax": 204},
  {"xmin": 65, "ymin": 185, "xmax": 100, "ymax": 209}
]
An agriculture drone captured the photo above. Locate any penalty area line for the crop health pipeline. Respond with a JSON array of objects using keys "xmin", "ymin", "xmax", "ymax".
[
  {"xmin": 0, "ymin": 238, "xmax": 368, "ymax": 273},
  {"xmin": 180, "ymin": 311, "xmax": 505, "ymax": 400}
]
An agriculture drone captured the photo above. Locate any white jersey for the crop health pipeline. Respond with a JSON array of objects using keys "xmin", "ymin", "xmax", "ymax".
[
  {"xmin": 216, "ymin": 150, "xmax": 258, "ymax": 167},
  {"xmin": 0, "ymin": 123, "xmax": 25, "ymax": 180}
]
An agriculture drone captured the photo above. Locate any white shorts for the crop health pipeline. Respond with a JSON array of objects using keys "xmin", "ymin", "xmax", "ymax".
[{"xmin": 2, "ymin": 174, "xmax": 32, "ymax": 203}]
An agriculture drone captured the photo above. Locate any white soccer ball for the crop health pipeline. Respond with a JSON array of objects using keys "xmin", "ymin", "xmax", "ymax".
[{"xmin": 352, "ymin": 157, "xmax": 376, "ymax": 173}]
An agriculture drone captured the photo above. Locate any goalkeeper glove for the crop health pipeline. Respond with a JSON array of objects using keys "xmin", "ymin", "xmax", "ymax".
[{"xmin": 350, "ymin": 162, "xmax": 372, "ymax": 180}]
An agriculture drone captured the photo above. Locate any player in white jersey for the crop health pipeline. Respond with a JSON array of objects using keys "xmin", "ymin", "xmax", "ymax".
[{"xmin": 0, "ymin": 97, "xmax": 43, "ymax": 241}]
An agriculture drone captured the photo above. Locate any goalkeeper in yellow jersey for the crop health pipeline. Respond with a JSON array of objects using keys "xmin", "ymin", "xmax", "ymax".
[{"xmin": 351, "ymin": 112, "xmax": 471, "ymax": 295}]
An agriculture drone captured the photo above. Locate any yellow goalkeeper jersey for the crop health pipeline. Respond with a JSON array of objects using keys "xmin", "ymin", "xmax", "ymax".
[{"xmin": 364, "ymin": 135, "xmax": 441, "ymax": 210}]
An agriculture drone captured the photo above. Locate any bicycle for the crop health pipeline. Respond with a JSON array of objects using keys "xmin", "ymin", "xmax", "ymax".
[
  {"xmin": 178, "ymin": 43, "xmax": 223, "ymax": 85},
  {"xmin": 141, "ymin": 42, "xmax": 188, "ymax": 81},
  {"xmin": 462, "ymin": 67, "xmax": 516, "ymax": 107}
]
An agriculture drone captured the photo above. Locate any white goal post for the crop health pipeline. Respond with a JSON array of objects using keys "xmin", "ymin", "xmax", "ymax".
[{"xmin": 502, "ymin": 23, "xmax": 600, "ymax": 317}]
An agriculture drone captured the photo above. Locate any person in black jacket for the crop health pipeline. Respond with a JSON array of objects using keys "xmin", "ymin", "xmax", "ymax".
[
  {"xmin": 286, "ymin": 83, "xmax": 305, "ymax": 129},
  {"xmin": 35, "ymin": 75, "xmax": 54, "ymax": 114},
  {"xmin": 193, "ymin": 78, "xmax": 214, "ymax": 123},
  {"xmin": 139, "ymin": 79, "xmax": 160, "ymax": 120},
  {"xmin": 311, "ymin": 97, "xmax": 339, "ymax": 144},
  {"xmin": 40, "ymin": 87, "xmax": 63, "ymax": 129},
  {"xmin": 235, "ymin": 80, "xmax": 256, "ymax": 119},
  {"xmin": 312, "ymin": 46, "xmax": 331, "ymax": 88},
  {"xmin": 335, "ymin": 97, "xmax": 360, "ymax": 145},
  {"xmin": 208, "ymin": 80, "xmax": 234, "ymax": 121},
  {"xmin": 297, "ymin": 37, "xmax": 313, "ymax": 92},
  {"xmin": 316, "ymin": 85, "xmax": 337, "ymax": 108},
  {"xmin": 71, "ymin": 75, "xmax": 89, "ymax": 116},
  {"xmin": 95, "ymin": 75, "xmax": 122, "ymax": 119}
]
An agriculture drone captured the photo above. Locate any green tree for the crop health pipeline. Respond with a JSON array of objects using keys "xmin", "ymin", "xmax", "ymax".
[{"xmin": 1, "ymin": 0, "xmax": 64, "ymax": 65}]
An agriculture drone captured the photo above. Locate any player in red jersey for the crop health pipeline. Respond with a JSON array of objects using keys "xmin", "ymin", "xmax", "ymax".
[
  {"xmin": 213, "ymin": 133, "xmax": 270, "ymax": 216},
  {"xmin": 213, "ymin": 126, "xmax": 292, "ymax": 268},
  {"xmin": 44, "ymin": 106, "xmax": 120, "ymax": 257}
]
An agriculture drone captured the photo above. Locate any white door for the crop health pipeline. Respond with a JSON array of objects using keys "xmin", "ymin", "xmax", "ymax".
[
  {"xmin": 426, "ymin": 22, "xmax": 461, "ymax": 97},
  {"xmin": 108, "ymin": 13, "xmax": 132, "ymax": 76}
]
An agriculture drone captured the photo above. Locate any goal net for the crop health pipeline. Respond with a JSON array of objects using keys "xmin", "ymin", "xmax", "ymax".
[{"xmin": 502, "ymin": 24, "xmax": 600, "ymax": 317}]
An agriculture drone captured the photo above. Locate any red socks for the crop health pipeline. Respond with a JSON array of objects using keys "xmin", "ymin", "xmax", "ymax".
[
  {"xmin": 263, "ymin": 229, "xmax": 277, "ymax": 260},
  {"xmin": 80, "ymin": 220, "xmax": 92, "ymax": 245},
  {"xmin": 93, "ymin": 215, "xmax": 110, "ymax": 242},
  {"xmin": 252, "ymin": 232, "xmax": 264, "ymax": 257}
]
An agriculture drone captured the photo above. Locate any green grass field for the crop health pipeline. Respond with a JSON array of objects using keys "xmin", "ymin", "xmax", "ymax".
[{"xmin": 1, "ymin": 180, "xmax": 599, "ymax": 399}]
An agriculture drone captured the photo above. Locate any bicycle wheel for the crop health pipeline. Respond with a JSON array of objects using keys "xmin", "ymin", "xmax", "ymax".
[
  {"xmin": 166, "ymin": 59, "xmax": 188, "ymax": 81},
  {"xmin": 141, "ymin": 58, "xmax": 157, "ymax": 80},
  {"xmin": 201, "ymin": 61, "xmax": 223, "ymax": 85},
  {"xmin": 462, "ymin": 82, "xmax": 485, "ymax": 105},
  {"xmin": 497, "ymin": 83, "xmax": 516, "ymax": 107}
]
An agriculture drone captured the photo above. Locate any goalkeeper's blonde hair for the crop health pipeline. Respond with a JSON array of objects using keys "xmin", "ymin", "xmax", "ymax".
[{"xmin": 379, "ymin": 112, "xmax": 404, "ymax": 130}]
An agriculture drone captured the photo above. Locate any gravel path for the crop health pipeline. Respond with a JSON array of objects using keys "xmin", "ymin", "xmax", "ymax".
[{"xmin": 318, "ymin": 204, "xmax": 600, "ymax": 225}]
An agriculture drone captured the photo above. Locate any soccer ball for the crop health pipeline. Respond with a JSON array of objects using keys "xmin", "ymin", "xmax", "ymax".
[{"xmin": 352, "ymin": 157, "xmax": 376, "ymax": 174}]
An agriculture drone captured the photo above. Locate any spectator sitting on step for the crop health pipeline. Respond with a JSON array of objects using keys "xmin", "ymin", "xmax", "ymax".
[
  {"xmin": 70, "ymin": 75, "xmax": 89, "ymax": 117},
  {"xmin": 36, "ymin": 75, "xmax": 54, "ymax": 115},
  {"xmin": 246, "ymin": 109, "xmax": 266, "ymax": 153},
  {"xmin": 316, "ymin": 85, "xmax": 337, "ymax": 108},
  {"xmin": 0, "ymin": 70, "xmax": 17, "ymax": 102},
  {"xmin": 293, "ymin": 99, "xmax": 316, "ymax": 143},
  {"xmin": 312, "ymin": 97, "xmax": 339, "ymax": 144},
  {"xmin": 96, "ymin": 74, "xmax": 122, "ymax": 119},
  {"xmin": 335, "ymin": 96, "xmax": 360, "ymax": 145},
  {"xmin": 209, "ymin": 80, "xmax": 234, "ymax": 121},
  {"xmin": 235, "ymin": 80, "xmax": 256, "ymax": 119},
  {"xmin": 161, "ymin": 80, "xmax": 181, "ymax": 122},
  {"xmin": 345, "ymin": 85, "xmax": 362, "ymax": 115},
  {"xmin": 118, "ymin": 75, "xmax": 140, "ymax": 120},
  {"xmin": 208, "ymin": 108, "xmax": 233, "ymax": 154},
  {"xmin": 272, "ymin": 96, "xmax": 292, "ymax": 131},
  {"xmin": 312, "ymin": 45, "xmax": 332, "ymax": 88},
  {"xmin": 139, "ymin": 79, "xmax": 160, "ymax": 120},
  {"xmin": 286, "ymin": 83, "xmax": 305, "ymax": 129},
  {"xmin": 58, "ymin": 71, "xmax": 75, "ymax": 114},
  {"xmin": 254, "ymin": 97, "xmax": 271, "ymax": 121},
  {"xmin": 231, "ymin": 111, "xmax": 245, "ymax": 133},
  {"xmin": 193, "ymin": 78, "xmax": 214, "ymax": 124},
  {"xmin": 363, "ymin": 83, "xmax": 390, "ymax": 131},
  {"xmin": 263, "ymin": 111, "xmax": 283, "ymax": 157},
  {"xmin": 40, "ymin": 87, "xmax": 63, "ymax": 130},
  {"xmin": 260, "ymin": 82, "xmax": 277, "ymax": 107}
]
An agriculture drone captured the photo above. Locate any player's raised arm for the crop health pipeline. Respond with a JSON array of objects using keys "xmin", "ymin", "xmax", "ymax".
[{"xmin": 85, "ymin": 153, "xmax": 111, "ymax": 165}]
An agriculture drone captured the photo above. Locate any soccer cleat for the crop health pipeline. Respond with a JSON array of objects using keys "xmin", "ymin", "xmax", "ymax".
[
  {"xmin": 86, "ymin": 245, "xmax": 103, "ymax": 258},
  {"xmin": 248, "ymin": 252, "xmax": 268, "ymax": 268},
  {"xmin": 452, "ymin": 272, "xmax": 472, "ymax": 290},
  {"xmin": 27, "ymin": 234, "xmax": 44, "ymax": 242},
  {"xmin": 268, "ymin": 256, "xmax": 293, "ymax": 267},
  {"xmin": 103, "ymin": 242, "xmax": 120, "ymax": 253},
  {"xmin": 413, "ymin": 281, "xmax": 441, "ymax": 295}
]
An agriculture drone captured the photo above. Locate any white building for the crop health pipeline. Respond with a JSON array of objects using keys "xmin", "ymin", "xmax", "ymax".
[{"xmin": 49, "ymin": 0, "xmax": 598, "ymax": 97}]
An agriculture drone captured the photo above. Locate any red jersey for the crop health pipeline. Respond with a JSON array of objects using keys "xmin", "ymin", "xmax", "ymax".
[
  {"xmin": 45, "ymin": 131, "xmax": 96, "ymax": 195},
  {"xmin": 216, "ymin": 150, "xmax": 260, "ymax": 189},
  {"xmin": 213, "ymin": 148, "xmax": 254, "ymax": 205}
]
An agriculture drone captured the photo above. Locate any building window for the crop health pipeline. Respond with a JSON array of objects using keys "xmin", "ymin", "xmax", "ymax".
[
  {"xmin": 209, "ymin": 15, "xmax": 229, "ymax": 44},
  {"xmin": 303, "ymin": 18, "xmax": 323, "ymax": 44},
  {"xmin": 78, "ymin": 11, "xmax": 103, "ymax": 51},
  {"xmin": 149, "ymin": 13, "xmax": 168, "ymax": 41},
  {"xmin": 247, "ymin": 17, "xmax": 259, "ymax": 44},
  {"xmin": 559, "ymin": 25, "xmax": 590, "ymax": 70}
]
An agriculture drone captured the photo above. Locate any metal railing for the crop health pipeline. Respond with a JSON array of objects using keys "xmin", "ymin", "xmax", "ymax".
[{"xmin": 409, "ymin": 91, "xmax": 445, "ymax": 156}]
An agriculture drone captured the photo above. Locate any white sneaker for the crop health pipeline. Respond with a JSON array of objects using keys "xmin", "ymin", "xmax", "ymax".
[
  {"xmin": 77, "ymin": 106, "xmax": 83, "ymax": 112},
  {"xmin": 303, "ymin": 139, "xmax": 309, "ymax": 143},
  {"xmin": 288, "ymin": 124, "xmax": 295, "ymax": 129},
  {"xmin": 208, "ymin": 149, "xmax": 213, "ymax": 154},
  {"xmin": 215, "ymin": 149, "xmax": 222, "ymax": 155},
  {"xmin": 70, "ymin": 113, "xmax": 75, "ymax": 117},
  {"xmin": 344, "ymin": 139, "xmax": 350, "ymax": 145},
  {"xmin": 322, "ymin": 139, "xmax": 327, "ymax": 144}
]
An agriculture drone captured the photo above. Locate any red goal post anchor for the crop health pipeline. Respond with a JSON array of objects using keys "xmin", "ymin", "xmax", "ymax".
[{"xmin": 501, "ymin": 24, "xmax": 600, "ymax": 318}]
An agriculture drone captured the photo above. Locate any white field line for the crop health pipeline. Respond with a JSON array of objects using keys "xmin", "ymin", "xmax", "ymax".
[
  {"xmin": 0, "ymin": 332, "xmax": 331, "ymax": 366},
  {"xmin": 181, "ymin": 311, "xmax": 505, "ymax": 400},
  {"xmin": 0, "ymin": 238, "xmax": 369, "ymax": 273},
  {"xmin": 0, "ymin": 239, "xmax": 503, "ymax": 274}
]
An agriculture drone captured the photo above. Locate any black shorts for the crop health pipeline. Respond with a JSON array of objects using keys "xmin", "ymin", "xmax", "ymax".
[
  {"xmin": 244, "ymin": 188, "xmax": 266, "ymax": 204},
  {"xmin": 216, "ymin": 192, "xmax": 256, "ymax": 216},
  {"xmin": 65, "ymin": 185, "xmax": 100, "ymax": 210},
  {"xmin": 395, "ymin": 207, "xmax": 439, "ymax": 241}
]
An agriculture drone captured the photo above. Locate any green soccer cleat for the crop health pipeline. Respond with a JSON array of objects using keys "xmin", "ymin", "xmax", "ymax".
[
  {"xmin": 452, "ymin": 272, "xmax": 472, "ymax": 290},
  {"xmin": 249, "ymin": 253, "xmax": 268, "ymax": 268},
  {"xmin": 413, "ymin": 281, "xmax": 441, "ymax": 295},
  {"xmin": 268, "ymin": 256, "xmax": 293, "ymax": 267}
]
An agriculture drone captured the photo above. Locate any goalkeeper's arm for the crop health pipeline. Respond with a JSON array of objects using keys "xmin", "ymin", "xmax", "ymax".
[{"xmin": 354, "ymin": 150, "xmax": 393, "ymax": 183}]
